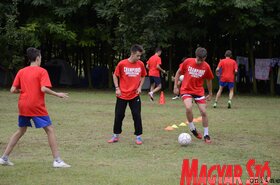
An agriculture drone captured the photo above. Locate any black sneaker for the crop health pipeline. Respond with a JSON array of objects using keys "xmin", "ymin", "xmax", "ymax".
[
  {"xmin": 191, "ymin": 129, "xmax": 202, "ymax": 139},
  {"xmin": 204, "ymin": 135, "xmax": 211, "ymax": 143}
]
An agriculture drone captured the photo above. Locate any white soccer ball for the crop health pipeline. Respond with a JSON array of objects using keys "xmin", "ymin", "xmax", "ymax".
[
  {"xmin": 179, "ymin": 75, "xmax": 184, "ymax": 82},
  {"xmin": 178, "ymin": 133, "xmax": 192, "ymax": 146}
]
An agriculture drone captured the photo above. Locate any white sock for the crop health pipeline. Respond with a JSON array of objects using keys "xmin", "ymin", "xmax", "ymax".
[
  {"xmin": 204, "ymin": 127, "xmax": 209, "ymax": 136},
  {"xmin": 2, "ymin": 155, "xmax": 8, "ymax": 161},
  {"xmin": 113, "ymin": 134, "xmax": 119, "ymax": 138},
  {"xmin": 188, "ymin": 122, "xmax": 196, "ymax": 131},
  {"xmin": 54, "ymin": 157, "xmax": 62, "ymax": 163}
]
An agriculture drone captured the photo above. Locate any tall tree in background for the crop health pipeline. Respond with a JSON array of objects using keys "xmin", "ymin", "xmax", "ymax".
[{"xmin": 0, "ymin": 0, "xmax": 279, "ymax": 93}]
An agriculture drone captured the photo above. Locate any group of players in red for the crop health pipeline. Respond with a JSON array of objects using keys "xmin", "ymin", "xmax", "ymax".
[{"xmin": 0, "ymin": 45, "xmax": 237, "ymax": 168}]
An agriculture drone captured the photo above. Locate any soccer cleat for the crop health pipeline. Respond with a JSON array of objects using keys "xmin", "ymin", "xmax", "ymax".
[
  {"xmin": 213, "ymin": 102, "xmax": 217, "ymax": 108},
  {"xmin": 148, "ymin": 92, "xmax": 154, "ymax": 101},
  {"xmin": 53, "ymin": 160, "xmax": 71, "ymax": 168},
  {"xmin": 107, "ymin": 135, "xmax": 119, "ymax": 143},
  {"xmin": 172, "ymin": 95, "xmax": 180, "ymax": 100},
  {"xmin": 191, "ymin": 129, "xmax": 202, "ymax": 139},
  {"xmin": 204, "ymin": 135, "xmax": 211, "ymax": 143},
  {"xmin": 0, "ymin": 158, "xmax": 14, "ymax": 166},
  {"xmin": 136, "ymin": 136, "xmax": 143, "ymax": 145},
  {"xmin": 228, "ymin": 100, "xmax": 231, "ymax": 109}
]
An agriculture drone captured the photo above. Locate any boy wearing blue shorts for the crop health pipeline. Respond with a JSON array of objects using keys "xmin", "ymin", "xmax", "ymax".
[
  {"xmin": 0, "ymin": 47, "xmax": 70, "ymax": 168},
  {"xmin": 213, "ymin": 50, "xmax": 238, "ymax": 108},
  {"xmin": 146, "ymin": 48, "xmax": 166, "ymax": 101}
]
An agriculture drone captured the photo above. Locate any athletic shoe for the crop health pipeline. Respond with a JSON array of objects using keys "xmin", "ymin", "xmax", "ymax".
[
  {"xmin": 191, "ymin": 129, "xmax": 202, "ymax": 139},
  {"xmin": 213, "ymin": 102, "xmax": 217, "ymax": 108},
  {"xmin": 136, "ymin": 136, "xmax": 143, "ymax": 145},
  {"xmin": 0, "ymin": 158, "xmax": 14, "ymax": 166},
  {"xmin": 53, "ymin": 160, "xmax": 71, "ymax": 168},
  {"xmin": 172, "ymin": 95, "xmax": 180, "ymax": 100},
  {"xmin": 228, "ymin": 100, "xmax": 231, "ymax": 109},
  {"xmin": 204, "ymin": 135, "xmax": 211, "ymax": 143},
  {"xmin": 107, "ymin": 135, "xmax": 119, "ymax": 143},
  {"xmin": 148, "ymin": 92, "xmax": 154, "ymax": 101}
]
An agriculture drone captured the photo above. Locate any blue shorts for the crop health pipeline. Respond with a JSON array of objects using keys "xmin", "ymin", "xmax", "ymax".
[
  {"xmin": 18, "ymin": 116, "xmax": 52, "ymax": 128},
  {"xmin": 219, "ymin": 81, "xmax": 234, "ymax": 90},
  {"xmin": 149, "ymin": 76, "xmax": 161, "ymax": 86}
]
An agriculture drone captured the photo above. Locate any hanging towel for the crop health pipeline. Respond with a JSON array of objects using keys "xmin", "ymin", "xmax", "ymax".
[
  {"xmin": 255, "ymin": 59, "xmax": 272, "ymax": 80},
  {"xmin": 236, "ymin": 56, "xmax": 249, "ymax": 71}
]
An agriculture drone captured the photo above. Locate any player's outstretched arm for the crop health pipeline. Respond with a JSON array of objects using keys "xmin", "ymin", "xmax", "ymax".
[
  {"xmin": 156, "ymin": 64, "xmax": 166, "ymax": 74},
  {"xmin": 10, "ymin": 86, "xmax": 20, "ymax": 93},
  {"xmin": 41, "ymin": 86, "xmax": 69, "ymax": 98}
]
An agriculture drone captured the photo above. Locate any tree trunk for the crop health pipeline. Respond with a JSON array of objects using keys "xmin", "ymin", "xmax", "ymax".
[
  {"xmin": 83, "ymin": 47, "xmax": 93, "ymax": 88},
  {"xmin": 168, "ymin": 46, "xmax": 173, "ymax": 92},
  {"xmin": 247, "ymin": 41, "xmax": 257, "ymax": 94},
  {"xmin": 105, "ymin": 42, "xmax": 114, "ymax": 89},
  {"xmin": 268, "ymin": 40, "xmax": 275, "ymax": 96}
]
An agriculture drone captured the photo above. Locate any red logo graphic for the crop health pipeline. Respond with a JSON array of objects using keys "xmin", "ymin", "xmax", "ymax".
[{"xmin": 180, "ymin": 159, "xmax": 271, "ymax": 185}]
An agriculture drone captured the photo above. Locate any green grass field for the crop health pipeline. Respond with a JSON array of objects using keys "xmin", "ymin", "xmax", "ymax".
[{"xmin": 0, "ymin": 89, "xmax": 279, "ymax": 185}]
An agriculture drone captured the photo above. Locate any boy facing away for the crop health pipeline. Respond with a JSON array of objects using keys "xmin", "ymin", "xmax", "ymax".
[{"xmin": 0, "ymin": 47, "xmax": 70, "ymax": 168}]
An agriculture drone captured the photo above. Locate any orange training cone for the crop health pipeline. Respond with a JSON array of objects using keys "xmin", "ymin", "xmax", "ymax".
[{"xmin": 159, "ymin": 91, "xmax": 165, "ymax": 104}]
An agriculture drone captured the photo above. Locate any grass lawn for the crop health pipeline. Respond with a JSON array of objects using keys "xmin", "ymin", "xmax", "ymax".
[{"xmin": 0, "ymin": 89, "xmax": 279, "ymax": 185}]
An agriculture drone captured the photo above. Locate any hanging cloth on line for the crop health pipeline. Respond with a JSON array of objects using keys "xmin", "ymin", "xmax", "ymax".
[{"xmin": 255, "ymin": 59, "xmax": 273, "ymax": 80}]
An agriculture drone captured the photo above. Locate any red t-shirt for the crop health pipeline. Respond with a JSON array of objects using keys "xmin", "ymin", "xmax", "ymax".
[
  {"xmin": 147, "ymin": 54, "xmax": 162, "ymax": 77},
  {"xmin": 12, "ymin": 66, "xmax": 52, "ymax": 116},
  {"xmin": 114, "ymin": 59, "xmax": 147, "ymax": 100},
  {"xmin": 179, "ymin": 58, "xmax": 214, "ymax": 96},
  {"xmin": 218, "ymin": 58, "xmax": 238, "ymax": 82}
]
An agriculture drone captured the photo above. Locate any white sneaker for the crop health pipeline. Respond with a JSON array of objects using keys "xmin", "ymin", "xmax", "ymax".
[
  {"xmin": 172, "ymin": 95, "xmax": 180, "ymax": 100},
  {"xmin": 0, "ymin": 158, "xmax": 14, "ymax": 166},
  {"xmin": 148, "ymin": 92, "xmax": 154, "ymax": 101},
  {"xmin": 53, "ymin": 160, "xmax": 71, "ymax": 168}
]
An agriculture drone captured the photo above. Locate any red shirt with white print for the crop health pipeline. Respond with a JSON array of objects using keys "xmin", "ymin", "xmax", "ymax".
[
  {"xmin": 114, "ymin": 59, "xmax": 147, "ymax": 100},
  {"xmin": 179, "ymin": 58, "xmax": 214, "ymax": 96}
]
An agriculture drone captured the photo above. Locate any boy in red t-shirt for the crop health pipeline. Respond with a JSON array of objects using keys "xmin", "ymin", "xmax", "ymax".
[
  {"xmin": 0, "ymin": 48, "xmax": 70, "ymax": 168},
  {"xmin": 213, "ymin": 50, "xmax": 238, "ymax": 109},
  {"xmin": 173, "ymin": 47, "xmax": 214, "ymax": 143},
  {"xmin": 146, "ymin": 47, "xmax": 166, "ymax": 101},
  {"xmin": 108, "ymin": 44, "xmax": 147, "ymax": 145}
]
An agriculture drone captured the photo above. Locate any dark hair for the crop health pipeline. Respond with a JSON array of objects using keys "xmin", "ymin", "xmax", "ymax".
[
  {"xmin": 155, "ymin": 47, "xmax": 162, "ymax": 53},
  {"xmin": 195, "ymin": 47, "xmax": 207, "ymax": 59},
  {"xmin": 130, "ymin": 44, "xmax": 144, "ymax": 53},
  {"xmin": 26, "ymin": 47, "xmax": 41, "ymax": 62},
  {"xmin": 225, "ymin": 50, "xmax": 232, "ymax": 57}
]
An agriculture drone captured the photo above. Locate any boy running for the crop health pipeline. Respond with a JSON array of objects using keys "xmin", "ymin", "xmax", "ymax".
[
  {"xmin": 146, "ymin": 47, "xmax": 166, "ymax": 101},
  {"xmin": 213, "ymin": 50, "xmax": 238, "ymax": 108}
]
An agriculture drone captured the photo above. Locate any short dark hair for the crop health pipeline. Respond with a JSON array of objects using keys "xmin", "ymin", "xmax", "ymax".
[
  {"xmin": 155, "ymin": 47, "xmax": 162, "ymax": 53},
  {"xmin": 225, "ymin": 50, "xmax": 232, "ymax": 57},
  {"xmin": 195, "ymin": 47, "xmax": 207, "ymax": 59},
  {"xmin": 26, "ymin": 47, "xmax": 41, "ymax": 62},
  {"xmin": 130, "ymin": 44, "xmax": 144, "ymax": 53}
]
